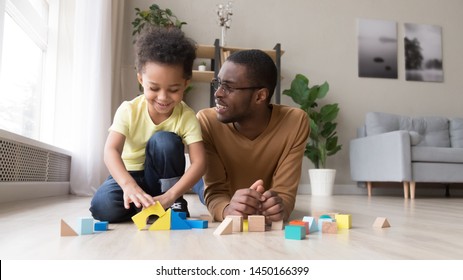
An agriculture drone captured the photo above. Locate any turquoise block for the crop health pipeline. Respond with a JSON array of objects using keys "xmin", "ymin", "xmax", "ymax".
[
  {"xmin": 94, "ymin": 221, "xmax": 108, "ymax": 231},
  {"xmin": 285, "ymin": 225, "xmax": 305, "ymax": 240},
  {"xmin": 177, "ymin": 212, "xmax": 187, "ymax": 220},
  {"xmin": 79, "ymin": 217, "xmax": 94, "ymax": 235},
  {"xmin": 171, "ymin": 211, "xmax": 191, "ymax": 230},
  {"xmin": 185, "ymin": 219, "xmax": 208, "ymax": 229}
]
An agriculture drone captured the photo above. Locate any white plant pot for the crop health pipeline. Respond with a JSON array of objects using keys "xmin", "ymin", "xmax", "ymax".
[
  {"xmin": 309, "ymin": 169, "xmax": 336, "ymax": 196},
  {"xmin": 198, "ymin": 65, "xmax": 207, "ymax": 71}
]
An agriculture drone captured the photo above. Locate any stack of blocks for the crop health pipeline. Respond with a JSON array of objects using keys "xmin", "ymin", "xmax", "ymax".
[
  {"xmin": 213, "ymin": 215, "xmax": 284, "ymax": 235},
  {"xmin": 60, "ymin": 218, "xmax": 109, "ymax": 237},
  {"xmin": 131, "ymin": 202, "xmax": 208, "ymax": 231},
  {"xmin": 284, "ymin": 212, "xmax": 353, "ymax": 240}
]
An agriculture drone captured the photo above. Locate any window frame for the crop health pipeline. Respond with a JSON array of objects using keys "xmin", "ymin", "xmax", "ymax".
[{"xmin": 0, "ymin": 0, "xmax": 59, "ymax": 143}]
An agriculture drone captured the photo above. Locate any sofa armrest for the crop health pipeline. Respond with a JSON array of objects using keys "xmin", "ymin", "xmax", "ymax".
[{"xmin": 350, "ymin": 130, "xmax": 412, "ymax": 182}]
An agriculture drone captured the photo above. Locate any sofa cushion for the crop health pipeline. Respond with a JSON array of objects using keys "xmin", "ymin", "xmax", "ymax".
[
  {"xmin": 412, "ymin": 147, "xmax": 463, "ymax": 163},
  {"xmin": 365, "ymin": 112, "xmax": 450, "ymax": 147},
  {"xmin": 450, "ymin": 118, "xmax": 463, "ymax": 148},
  {"xmin": 365, "ymin": 112, "xmax": 407, "ymax": 135},
  {"xmin": 409, "ymin": 131, "xmax": 422, "ymax": 146},
  {"xmin": 412, "ymin": 116, "xmax": 450, "ymax": 147}
]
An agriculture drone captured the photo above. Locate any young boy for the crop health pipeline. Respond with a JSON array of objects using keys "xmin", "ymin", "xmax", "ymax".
[{"xmin": 90, "ymin": 27, "xmax": 205, "ymax": 222}]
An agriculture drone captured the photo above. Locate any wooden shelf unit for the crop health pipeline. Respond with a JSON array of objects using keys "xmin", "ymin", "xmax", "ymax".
[{"xmin": 192, "ymin": 39, "xmax": 284, "ymax": 107}]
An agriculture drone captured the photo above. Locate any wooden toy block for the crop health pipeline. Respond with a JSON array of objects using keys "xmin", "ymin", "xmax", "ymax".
[
  {"xmin": 322, "ymin": 221, "xmax": 338, "ymax": 234},
  {"xmin": 170, "ymin": 210, "xmax": 191, "ymax": 230},
  {"xmin": 271, "ymin": 220, "xmax": 284, "ymax": 230},
  {"xmin": 335, "ymin": 214, "xmax": 352, "ymax": 229},
  {"xmin": 226, "ymin": 215, "xmax": 243, "ymax": 232},
  {"xmin": 177, "ymin": 212, "xmax": 187, "ymax": 220},
  {"xmin": 285, "ymin": 225, "xmax": 306, "ymax": 240},
  {"xmin": 60, "ymin": 219, "xmax": 78, "ymax": 236},
  {"xmin": 94, "ymin": 221, "xmax": 108, "ymax": 231},
  {"xmin": 373, "ymin": 217, "xmax": 391, "ymax": 228},
  {"xmin": 318, "ymin": 217, "xmax": 333, "ymax": 231},
  {"xmin": 243, "ymin": 219, "xmax": 248, "ymax": 232},
  {"xmin": 78, "ymin": 217, "xmax": 94, "ymax": 235},
  {"xmin": 213, "ymin": 217, "xmax": 233, "ymax": 235},
  {"xmin": 199, "ymin": 214, "xmax": 214, "ymax": 222},
  {"xmin": 289, "ymin": 220, "xmax": 309, "ymax": 235},
  {"xmin": 248, "ymin": 215, "xmax": 265, "ymax": 232},
  {"xmin": 149, "ymin": 208, "xmax": 171, "ymax": 230},
  {"xmin": 302, "ymin": 216, "xmax": 319, "ymax": 233},
  {"xmin": 131, "ymin": 202, "xmax": 166, "ymax": 230},
  {"xmin": 312, "ymin": 211, "xmax": 339, "ymax": 221},
  {"xmin": 185, "ymin": 219, "xmax": 208, "ymax": 229}
]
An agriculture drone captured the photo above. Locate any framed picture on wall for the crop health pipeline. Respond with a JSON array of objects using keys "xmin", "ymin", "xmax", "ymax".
[
  {"xmin": 357, "ymin": 18, "xmax": 398, "ymax": 79},
  {"xmin": 404, "ymin": 23, "xmax": 443, "ymax": 82}
]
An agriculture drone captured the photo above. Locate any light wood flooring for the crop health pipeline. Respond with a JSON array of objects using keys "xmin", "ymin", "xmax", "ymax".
[{"xmin": 1, "ymin": 193, "xmax": 463, "ymax": 260}]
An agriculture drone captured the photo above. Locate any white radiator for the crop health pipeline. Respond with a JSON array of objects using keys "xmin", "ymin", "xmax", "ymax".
[{"xmin": 0, "ymin": 129, "xmax": 71, "ymax": 203}]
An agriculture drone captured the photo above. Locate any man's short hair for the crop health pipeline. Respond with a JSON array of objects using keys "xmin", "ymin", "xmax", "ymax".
[{"xmin": 226, "ymin": 49, "xmax": 278, "ymax": 101}]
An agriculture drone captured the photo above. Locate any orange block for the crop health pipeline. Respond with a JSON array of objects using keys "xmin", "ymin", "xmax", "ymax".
[{"xmin": 289, "ymin": 220, "xmax": 309, "ymax": 235}]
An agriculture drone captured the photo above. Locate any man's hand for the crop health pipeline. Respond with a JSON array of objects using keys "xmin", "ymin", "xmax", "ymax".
[
  {"xmin": 223, "ymin": 180, "xmax": 266, "ymax": 219},
  {"xmin": 261, "ymin": 190, "xmax": 285, "ymax": 223}
]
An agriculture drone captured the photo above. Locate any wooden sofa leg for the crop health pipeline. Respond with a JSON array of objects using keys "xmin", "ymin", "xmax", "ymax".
[
  {"xmin": 410, "ymin": 182, "xmax": 416, "ymax": 199},
  {"xmin": 403, "ymin": 182, "xmax": 409, "ymax": 199},
  {"xmin": 367, "ymin": 182, "xmax": 372, "ymax": 197}
]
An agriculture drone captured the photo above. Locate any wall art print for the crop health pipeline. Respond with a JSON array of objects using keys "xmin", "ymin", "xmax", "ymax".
[
  {"xmin": 357, "ymin": 18, "xmax": 398, "ymax": 79},
  {"xmin": 404, "ymin": 23, "xmax": 443, "ymax": 82}
]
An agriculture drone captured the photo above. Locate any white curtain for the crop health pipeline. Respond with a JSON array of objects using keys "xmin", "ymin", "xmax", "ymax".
[{"xmin": 59, "ymin": 0, "xmax": 113, "ymax": 195}]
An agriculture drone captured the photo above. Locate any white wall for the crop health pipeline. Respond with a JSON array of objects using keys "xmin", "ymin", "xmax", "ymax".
[{"xmin": 118, "ymin": 0, "xmax": 463, "ymax": 193}]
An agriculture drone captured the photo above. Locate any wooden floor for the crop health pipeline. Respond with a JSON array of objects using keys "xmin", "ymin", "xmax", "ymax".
[{"xmin": 1, "ymin": 193, "xmax": 463, "ymax": 260}]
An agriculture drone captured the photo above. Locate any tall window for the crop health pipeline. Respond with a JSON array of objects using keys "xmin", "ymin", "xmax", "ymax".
[{"xmin": 0, "ymin": 0, "xmax": 51, "ymax": 140}]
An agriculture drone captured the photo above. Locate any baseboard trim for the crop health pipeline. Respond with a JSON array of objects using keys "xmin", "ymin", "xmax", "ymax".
[
  {"xmin": 298, "ymin": 182, "xmax": 463, "ymax": 197},
  {"xmin": 0, "ymin": 182, "xmax": 70, "ymax": 203}
]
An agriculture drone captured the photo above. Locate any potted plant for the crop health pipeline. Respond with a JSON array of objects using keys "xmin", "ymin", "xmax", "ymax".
[
  {"xmin": 283, "ymin": 74, "xmax": 342, "ymax": 196},
  {"xmin": 198, "ymin": 61, "xmax": 207, "ymax": 71},
  {"xmin": 132, "ymin": 4, "xmax": 187, "ymax": 39}
]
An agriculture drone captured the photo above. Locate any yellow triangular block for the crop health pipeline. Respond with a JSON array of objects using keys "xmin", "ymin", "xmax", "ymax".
[
  {"xmin": 60, "ymin": 219, "xmax": 78, "ymax": 236},
  {"xmin": 149, "ymin": 208, "xmax": 171, "ymax": 230},
  {"xmin": 131, "ymin": 202, "xmax": 166, "ymax": 230}
]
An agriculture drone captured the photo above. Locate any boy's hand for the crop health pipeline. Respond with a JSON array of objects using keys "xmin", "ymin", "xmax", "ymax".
[{"xmin": 123, "ymin": 185, "xmax": 155, "ymax": 209}]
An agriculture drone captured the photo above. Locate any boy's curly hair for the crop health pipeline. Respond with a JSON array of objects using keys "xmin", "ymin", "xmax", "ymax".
[{"xmin": 135, "ymin": 26, "xmax": 197, "ymax": 80}]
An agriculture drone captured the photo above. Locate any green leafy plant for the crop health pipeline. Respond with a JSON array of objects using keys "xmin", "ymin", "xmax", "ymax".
[
  {"xmin": 132, "ymin": 4, "xmax": 187, "ymax": 39},
  {"xmin": 199, "ymin": 61, "xmax": 207, "ymax": 66},
  {"xmin": 283, "ymin": 74, "xmax": 342, "ymax": 169}
]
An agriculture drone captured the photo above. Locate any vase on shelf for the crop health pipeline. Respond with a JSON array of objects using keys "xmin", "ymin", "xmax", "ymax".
[{"xmin": 220, "ymin": 26, "xmax": 227, "ymax": 47}]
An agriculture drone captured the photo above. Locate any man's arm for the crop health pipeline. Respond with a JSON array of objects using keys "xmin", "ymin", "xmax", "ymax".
[{"xmin": 265, "ymin": 111, "xmax": 309, "ymax": 221}]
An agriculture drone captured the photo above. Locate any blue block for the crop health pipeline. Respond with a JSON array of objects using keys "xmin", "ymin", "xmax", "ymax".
[
  {"xmin": 185, "ymin": 219, "xmax": 208, "ymax": 229},
  {"xmin": 303, "ymin": 216, "xmax": 319, "ymax": 233},
  {"xmin": 94, "ymin": 221, "xmax": 108, "ymax": 231},
  {"xmin": 177, "ymin": 212, "xmax": 187, "ymax": 220},
  {"xmin": 79, "ymin": 217, "xmax": 94, "ymax": 235},
  {"xmin": 171, "ymin": 211, "xmax": 191, "ymax": 230},
  {"xmin": 285, "ymin": 225, "xmax": 305, "ymax": 240}
]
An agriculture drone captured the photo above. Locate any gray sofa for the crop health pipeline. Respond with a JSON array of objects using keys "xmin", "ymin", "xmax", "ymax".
[{"xmin": 350, "ymin": 112, "xmax": 463, "ymax": 198}]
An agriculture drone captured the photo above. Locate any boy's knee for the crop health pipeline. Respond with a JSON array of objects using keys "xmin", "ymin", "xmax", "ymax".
[{"xmin": 147, "ymin": 131, "xmax": 183, "ymax": 152}]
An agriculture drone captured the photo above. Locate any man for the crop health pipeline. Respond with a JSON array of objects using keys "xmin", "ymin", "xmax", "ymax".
[{"xmin": 197, "ymin": 49, "xmax": 309, "ymax": 224}]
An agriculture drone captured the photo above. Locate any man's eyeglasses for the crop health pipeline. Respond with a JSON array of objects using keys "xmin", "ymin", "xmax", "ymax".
[{"xmin": 211, "ymin": 78, "xmax": 263, "ymax": 95}]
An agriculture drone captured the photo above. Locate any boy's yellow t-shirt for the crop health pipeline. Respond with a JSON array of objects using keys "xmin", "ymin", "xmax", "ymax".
[{"xmin": 109, "ymin": 95, "xmax": 202, "ymax": 171}]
